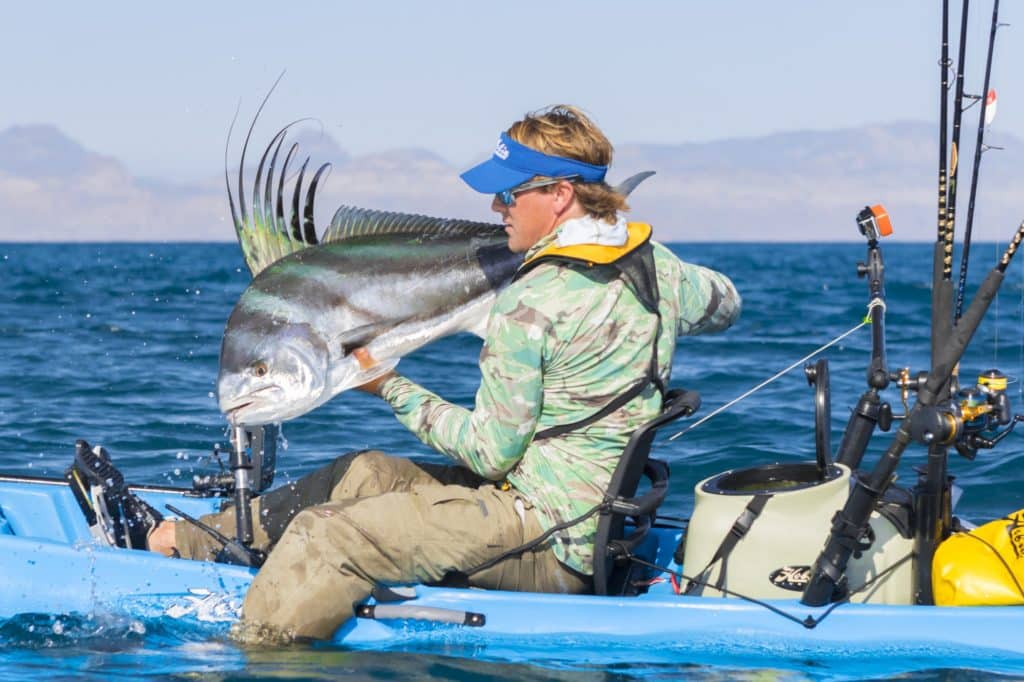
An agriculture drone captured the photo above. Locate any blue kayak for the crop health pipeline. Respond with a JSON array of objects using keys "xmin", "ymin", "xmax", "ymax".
[{"xmin": 2, "ymin": 473, "xmax": 1022, "ymax": 674}]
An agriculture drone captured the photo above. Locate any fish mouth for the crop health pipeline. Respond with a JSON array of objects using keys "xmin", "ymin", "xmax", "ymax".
[
  {"xmin": 220, "ymin": 386, "xmax": 281, "ymax": 425},
  {"xmin": 225, "ymin": 401, "xmax": 253, "ymax": 424}
]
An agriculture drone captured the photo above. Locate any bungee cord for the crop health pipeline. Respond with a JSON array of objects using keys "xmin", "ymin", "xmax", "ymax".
[
  {"xmin": 668, "ymin": 299, "xmax": 886, "ymax": 441},
  {"xmin": 627, "ymin": 551, "xmax": 914, "ymax": 630}
]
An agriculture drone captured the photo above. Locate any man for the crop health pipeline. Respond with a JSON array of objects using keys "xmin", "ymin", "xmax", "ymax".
[{"xmin": 149, "ymin": 105, "xmax": 741, "ymax": 643}]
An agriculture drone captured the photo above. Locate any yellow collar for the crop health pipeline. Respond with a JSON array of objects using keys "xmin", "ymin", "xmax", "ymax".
[{"xmin": 522, "ymin": 222, "xmax": 652, "ymax": 268}]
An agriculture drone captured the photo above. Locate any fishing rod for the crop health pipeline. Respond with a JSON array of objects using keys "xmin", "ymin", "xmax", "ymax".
[
  {"xmin": 945, "ymin": 0, "xmax": 971, "ymax": 242},
  {"xmin": 936, "ymin": 0, "xmax": 952, "ymax": 261},
  {"xmin": 931, "ymin": 0, "xmax": 955, "ymax": 415},
  {"xmin": 954, "ymin": 0, "xmax": 1001, "ymax": 320},
  {"xmin": 917, "ymin": 0, "xmax": 958, "ymax": 603},
  {"xmin": 802, "ymin": 222, "xmax": 1024, "ymax": 607}
]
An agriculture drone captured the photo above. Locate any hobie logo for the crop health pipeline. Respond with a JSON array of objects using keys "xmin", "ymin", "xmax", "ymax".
[
  {"xmin": 494, "ymin": 140, "xmax": 510, "ymax": 160},
  {"xmin": 769, "ymin": 565, "xmax": 812, "ymax": 591}
]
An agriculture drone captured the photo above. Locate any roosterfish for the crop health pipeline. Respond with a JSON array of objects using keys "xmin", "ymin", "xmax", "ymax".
[{"xmin": 217, "ymin": 121, "xmax": 653, "ymax": 426}]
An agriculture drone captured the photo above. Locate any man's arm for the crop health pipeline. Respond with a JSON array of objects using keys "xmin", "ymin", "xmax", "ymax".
[
  {"xmin": 676, "ymin": 262, "xmax": 741, "ymax": 336},
  {"xmin": 651, "ymin": 240, "xmax": 740, "ymax": 337},
  {"xmin": 374, "ymin": 294, "xmax": 546, "ymax": 480}
]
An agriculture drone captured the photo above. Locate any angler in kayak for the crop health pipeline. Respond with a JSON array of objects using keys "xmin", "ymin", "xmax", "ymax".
[{"xmin": 134, "ymin": 105, "xmax": 740, "ymax": 643}]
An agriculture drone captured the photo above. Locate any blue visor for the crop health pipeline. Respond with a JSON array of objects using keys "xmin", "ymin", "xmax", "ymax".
[{"xmin": 460, "ymin": 132, "xmax": 608, "ymax": 194}]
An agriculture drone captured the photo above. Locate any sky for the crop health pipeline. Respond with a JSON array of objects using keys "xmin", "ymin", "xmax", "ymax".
[{"xmin": 3, "ymin": 1, "xmax": 1022, "ymax": 181}]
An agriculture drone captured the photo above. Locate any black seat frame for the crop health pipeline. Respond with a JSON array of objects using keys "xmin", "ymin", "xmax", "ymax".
[{"xmin": 592, "ymin": 388, "xmax": 701, "ymax": 596}]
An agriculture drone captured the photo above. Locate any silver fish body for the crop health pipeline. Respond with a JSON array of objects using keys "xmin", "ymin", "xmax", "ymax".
[{"xmin": 219, "ymin": 227, "xmax": 518, "ymax": 425}]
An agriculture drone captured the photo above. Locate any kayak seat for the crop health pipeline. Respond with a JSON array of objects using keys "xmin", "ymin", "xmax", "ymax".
[{"xmin": 593, "ymin": 387, "xmax": 701, "ymax": 596}]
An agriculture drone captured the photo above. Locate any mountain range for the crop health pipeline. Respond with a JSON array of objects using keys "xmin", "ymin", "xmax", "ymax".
[{"xmin": 0, "ymin": 122, "xmax": 1019, "ymax": 242}]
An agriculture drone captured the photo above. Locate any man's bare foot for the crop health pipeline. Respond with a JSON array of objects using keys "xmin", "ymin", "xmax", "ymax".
[{"xmin": 148, "ymin": 519, "xmax": 179, "ymax": 557}]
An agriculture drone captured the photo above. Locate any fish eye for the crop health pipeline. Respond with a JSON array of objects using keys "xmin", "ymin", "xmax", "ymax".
[{"xmin": 251, "ymin": 361, "xmax": 269, "ymax": 377}]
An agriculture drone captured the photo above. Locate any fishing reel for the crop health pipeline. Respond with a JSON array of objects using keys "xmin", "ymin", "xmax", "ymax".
[
  {"xmin": 952, "ymin": 369, "xmax": 1021, "ymax": 460},
  {"xmin": 899, "ymin": 368, "xmax": 1022, "ymax": 459}
]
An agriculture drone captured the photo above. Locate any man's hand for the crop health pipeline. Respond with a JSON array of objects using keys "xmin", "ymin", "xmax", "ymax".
[{"xmin": 356, "ymin": 370, "xmax": 398, "ymax": 397}]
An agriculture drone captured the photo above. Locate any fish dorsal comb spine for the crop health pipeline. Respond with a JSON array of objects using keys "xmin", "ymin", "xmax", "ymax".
[
  {"xmin": 229, "ymin": 113, "xmax": 332, "ymax": 278},
  {"xmin": 324, "ymin": 206, "xmax": 501, "ymax": 242}
]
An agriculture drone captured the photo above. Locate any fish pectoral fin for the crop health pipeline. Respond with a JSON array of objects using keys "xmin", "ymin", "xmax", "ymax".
[
  {"xmin": 464, "ymin": 312, "xmax": 490, "ymax": 339},
  {"xmin": 349, "ymin": 358, "xmax": 400, "ymax": 387},
  {"xmin": 337, "ymin": 320, "xmax": 405, "ymax": 357}
]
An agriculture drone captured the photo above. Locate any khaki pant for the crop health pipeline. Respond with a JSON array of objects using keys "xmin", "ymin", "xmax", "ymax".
[{"xmin": 175, "ymin": 450, "xmax": 591, "ymax": 642}]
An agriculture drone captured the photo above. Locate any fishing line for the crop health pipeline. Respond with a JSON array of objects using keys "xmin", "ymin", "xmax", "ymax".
[{"xmin": 669, "ymin": 300, "xmax": 884, "ymax": 441}]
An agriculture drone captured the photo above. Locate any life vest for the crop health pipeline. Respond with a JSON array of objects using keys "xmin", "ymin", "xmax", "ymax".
[
  {"xmin": 932, "ymin": 509, "xmax": 1024, "ymax": 606},
  {"xmin": 514, "ymin": 222, "xmax": 659, "ymax": 314},
  {"xmin": 516, "ymin": 222, "xmax": 665, "ymax": 441}
]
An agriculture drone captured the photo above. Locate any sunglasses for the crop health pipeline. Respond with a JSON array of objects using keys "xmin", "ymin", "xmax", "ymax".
[{"xmin": 496, "ymin": 175, "xmax": 579, "ymax": 207}]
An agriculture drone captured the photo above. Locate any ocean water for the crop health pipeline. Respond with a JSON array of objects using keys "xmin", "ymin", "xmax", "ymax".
[{"xmin": 1, "ymin": 240, "xmax": 1023, "ymax": 680}]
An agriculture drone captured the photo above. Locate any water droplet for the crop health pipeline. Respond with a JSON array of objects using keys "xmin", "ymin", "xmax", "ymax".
[{"xmin": 52, "ymin": 620, "xmax": 64, "ymax": 635}]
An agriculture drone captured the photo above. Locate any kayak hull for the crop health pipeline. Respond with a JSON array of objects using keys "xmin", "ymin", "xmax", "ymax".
[{"xmin": 2, "ymin": 476, "xmax": 1022, "ymax": 671}]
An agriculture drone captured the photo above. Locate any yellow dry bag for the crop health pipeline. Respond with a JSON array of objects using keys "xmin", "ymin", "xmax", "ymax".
[{"xmin": 932, "ymin": 509, "xmax": 1024, "ymax": 606}]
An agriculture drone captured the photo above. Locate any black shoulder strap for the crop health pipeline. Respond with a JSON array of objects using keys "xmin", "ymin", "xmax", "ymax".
[
  {"xmin": 533, "ymin": 376, "xmax": 650, "ymax": 441},
  {"xmin": 615, "ymin": 241, "xmax": 660, "ymax": 315},
  {"xmin": 532, "ymin": 243, "xmax": 664, "ymax": 441}
]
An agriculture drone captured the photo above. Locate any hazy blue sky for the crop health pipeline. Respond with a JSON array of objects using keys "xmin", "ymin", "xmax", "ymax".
[{"xmin": 3, "ymin": 1, "xmax": 1020, "ymax": 180}]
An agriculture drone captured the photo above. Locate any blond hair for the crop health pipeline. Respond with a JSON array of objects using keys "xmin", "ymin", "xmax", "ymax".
[{"xmin": 507, "ymin": 105, "xmax": 628, "ymax": 223}]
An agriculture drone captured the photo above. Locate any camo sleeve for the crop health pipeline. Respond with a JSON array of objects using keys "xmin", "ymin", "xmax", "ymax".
[
  {"xmin": 379, "ymin": 289, "xmax": 544, "ymax": 480},
  {"xmin": 654, "ymin": 243, "xmax": 741, "ymax": 337}
]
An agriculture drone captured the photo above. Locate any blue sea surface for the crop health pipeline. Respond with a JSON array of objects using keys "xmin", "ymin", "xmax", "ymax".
[{"xmin": 1, "ymin": 241, "xmax": 1023, "ymax": 680}]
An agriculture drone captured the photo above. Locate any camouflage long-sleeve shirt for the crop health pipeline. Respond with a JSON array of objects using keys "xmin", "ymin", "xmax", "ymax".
[{"xmin": 380, "ymin": 227, "xmax": 741, "ymax": 575}]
